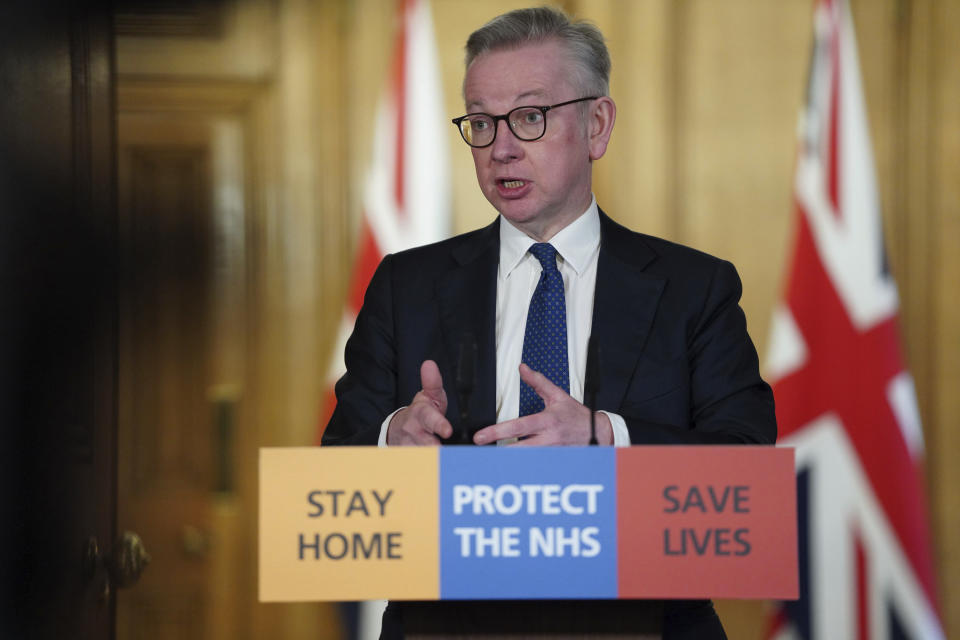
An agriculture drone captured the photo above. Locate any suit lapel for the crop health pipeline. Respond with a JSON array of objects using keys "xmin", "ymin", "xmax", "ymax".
[
  {"xmin": 435, "ymin": 211, "xmax": 664, "ymax": 425},
  {"xmin": 589, "ymin": 211, "xmax": 665, "ymax": 412},
  {"xmin": 436, "ymin": 219, "xmax": 500, "ymax": 430}
]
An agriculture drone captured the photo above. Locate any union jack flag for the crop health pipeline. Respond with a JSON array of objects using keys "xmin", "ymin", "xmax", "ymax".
[
  {"xmin": 317, "ymin": 0, "xmax": 450, "ymax": 441},
  {"xmin": 765, "ymin": 0, "xmax": 942, "ymax": 638}
]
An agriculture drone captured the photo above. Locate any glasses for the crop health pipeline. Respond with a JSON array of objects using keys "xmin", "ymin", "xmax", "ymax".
[{"xmin": 451, "ymin": 96, "xmax": 599, "ymax": 148}]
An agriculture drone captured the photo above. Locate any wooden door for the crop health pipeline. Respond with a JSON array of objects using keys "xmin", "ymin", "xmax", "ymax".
[
  {"xmin": 117, "ymin": 140, "xmax": 214, "ymax": 638},
  {"xmin": 0, "ymin": 2, "xmax": 117, "ymax": 638},
  {"xmin": 114, "ymin": 81, "xmax": 255, "ymax": 640}
]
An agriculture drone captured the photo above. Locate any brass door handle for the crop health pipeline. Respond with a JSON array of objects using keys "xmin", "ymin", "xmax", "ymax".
[
  {"xmin": 108, "ymin": 531, "xmax": 151, "ymax": 588},
  {"xmin": 85, "ymin": 531, "xmax": 151, "ymax": 591}
]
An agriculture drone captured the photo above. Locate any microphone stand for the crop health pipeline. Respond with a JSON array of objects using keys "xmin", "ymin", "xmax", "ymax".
[
  {"xmin": 585, "ymin": 335, "xmax": 600, "ymax": 445},
  {"xmin": 455, "ymin": 333, "xmax": 477, "ymax": 445}
]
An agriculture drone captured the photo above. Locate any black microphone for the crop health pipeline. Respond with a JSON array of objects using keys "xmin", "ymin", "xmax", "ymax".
[
  {"xmin": 455, "ymin": 333, "xmax": 478, "ymax": 444},
  {"xmin": 585, "ymin": 334, "xmax": 600, "ymax": 445}
]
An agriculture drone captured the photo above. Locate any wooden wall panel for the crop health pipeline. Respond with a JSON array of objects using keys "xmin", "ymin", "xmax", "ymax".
[
  {"xmin": 587, "ymin": 0, "xmax": 674, "ymax": 241},
  {"xmin": 670, "ymin": 0, "xmax": 810, "ymax": 356},
  {"xmin": 930, "ymin": 0, "xmax": 960, "ymax": 631},
  {"xmin": 115, "ymin": 0, "xmax": 275, "ymax": 77},
  {"xmin": 896, "ymin": 0, "xmax": 938, "ymax": 474},
  {"xmin": 243, "ymin": 1, "xmax": 350, "ymax": 636}
]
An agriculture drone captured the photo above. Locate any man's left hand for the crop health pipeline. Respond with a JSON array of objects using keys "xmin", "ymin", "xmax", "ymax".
[{"xmin": 473, "ymin": 363, "xmax": 613, "ymax": 446}]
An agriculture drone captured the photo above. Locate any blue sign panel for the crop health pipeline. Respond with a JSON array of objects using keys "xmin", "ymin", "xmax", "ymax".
[{"xmin": 439, "ymin": 447, "xmax": 618, "ymax": 599}]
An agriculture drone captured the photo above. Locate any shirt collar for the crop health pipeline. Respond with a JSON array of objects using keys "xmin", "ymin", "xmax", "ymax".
[{"xmin": 499, "ymin": 196, "xmax": 600, "ymax": 279}]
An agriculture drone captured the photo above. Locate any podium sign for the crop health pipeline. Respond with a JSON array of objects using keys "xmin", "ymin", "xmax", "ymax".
[
  {"xmin": 259, "ymin": 446, "xmax": 797, "ymax": 602},
  {"xmin": 259, "ymin": 447, "xmax": 439, "ymax": 602}
]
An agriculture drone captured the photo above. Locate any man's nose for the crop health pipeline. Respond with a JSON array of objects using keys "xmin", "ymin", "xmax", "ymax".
[{"xmin": 489, "ymin": 118, "xmax": 523, "ymax": 162}]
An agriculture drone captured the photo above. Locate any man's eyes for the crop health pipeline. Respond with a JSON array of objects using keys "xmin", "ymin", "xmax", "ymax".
[
  {"xmin": 521, "ymin": 111, "xmax": 543, "ymax": 124},
  {"xmin": 465, "ymin": 109, "xmax": 541, "ymax": 131}
]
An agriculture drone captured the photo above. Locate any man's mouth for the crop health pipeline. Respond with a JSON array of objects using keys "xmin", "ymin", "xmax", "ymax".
[{"xmin": 499, "ymin": 179, "xmax": 526, "ymax": 188}]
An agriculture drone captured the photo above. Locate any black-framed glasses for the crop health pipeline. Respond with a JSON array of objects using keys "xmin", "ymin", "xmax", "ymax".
[{"xmin": 451, "ymin": 96, "xmax": 599, "ymax": 148}]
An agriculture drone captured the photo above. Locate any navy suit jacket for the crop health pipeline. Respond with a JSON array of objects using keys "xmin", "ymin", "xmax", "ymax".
[
  {"xmin": 322, "ymin": 209, "xmax": 775, "ymax": 447},
  {"xmin": 322, "ymin": 209, "xmax": 775, "ymax": 638}
]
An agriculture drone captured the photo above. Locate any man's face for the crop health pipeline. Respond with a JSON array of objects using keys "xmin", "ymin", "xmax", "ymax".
[{"xmin": 463, "ymin": 41, "xmax": 605, "ymax": 241}]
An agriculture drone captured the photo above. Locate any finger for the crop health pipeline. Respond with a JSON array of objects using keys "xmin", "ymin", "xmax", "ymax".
[
  {"xmin": 518, "ymin": 363, "xmax": 566, "ymax": 404},
  {"xmin": 473, "ymin": 416, "xmax": 536, "ymax": 445},
  {"xmin": 398, "ymin": 406, "xmax": 452, "ymax": 445},
  {"xmin": 408, "ymin": 397, "xmax": 453, "ymax": 438},
  {"xmin": 420, "ymin": 360, "xmax": 447, "ymax": 410},
  {"xmin": 504, "ymin": 433, "xmax": 550, "ymax": 447},
  {"xmin": 421, "ymin": 405, "xmax": 454, "ymax": 440},
  {"xmin": 411, "ymin": 388, "xmax": 442, "ymax": 412},
  {"xmin": 409, "ymin": 429, "xmax": 444, "ymax": 446},
  {"xmin": 388, "ymin": 407, "xmax": 441, "ymax": 446},
  {"xmin": 420, "ymin": 360, "xmax": 443, "ymax": 393}
]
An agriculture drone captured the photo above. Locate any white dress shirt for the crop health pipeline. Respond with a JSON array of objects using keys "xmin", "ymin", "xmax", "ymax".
[{"xmin": 379, "ymin": 196, "xmax": 630, "ymax": 446}]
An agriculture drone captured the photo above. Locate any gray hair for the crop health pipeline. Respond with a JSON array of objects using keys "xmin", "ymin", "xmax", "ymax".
[{"xmin": 464, "ymin": 6, "xmax": 611, "ymax": 97}]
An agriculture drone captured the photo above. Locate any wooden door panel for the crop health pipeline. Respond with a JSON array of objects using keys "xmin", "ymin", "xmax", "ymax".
[
  {"xmin": 0, "ymin": 2, "xmax": 116, "ymax": 638},
  {"xmin": 117, "ymin": 140, "xmax": 217, "ymax": 640},
  {"xmin": 123, "ymin": 147, "xmax": 213, "ymax": 496}
]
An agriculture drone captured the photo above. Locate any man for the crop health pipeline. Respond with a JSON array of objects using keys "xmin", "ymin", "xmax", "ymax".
[{"xmin": 323, "ymin": 7, "xmax": 776, "ymax": 638}]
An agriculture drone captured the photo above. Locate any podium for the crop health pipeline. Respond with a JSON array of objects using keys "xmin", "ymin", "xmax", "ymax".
[
  {"xmin": 260, "ymin": 446, "xmax": 797, "ymax": 638},
  {"xmin": 395, "ymin": 599, "xmax": 663, "ymax": 639}
]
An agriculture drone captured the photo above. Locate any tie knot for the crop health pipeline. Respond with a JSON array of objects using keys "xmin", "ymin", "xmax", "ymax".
[{"xmin": 528, "ymin": 243, "xmax": 558, "ymax": 272}]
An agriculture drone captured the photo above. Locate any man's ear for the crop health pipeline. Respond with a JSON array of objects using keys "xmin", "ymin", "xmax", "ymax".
[{"xmin": 587, "ymin": 96, "xmax": 616, "ymax": 161}]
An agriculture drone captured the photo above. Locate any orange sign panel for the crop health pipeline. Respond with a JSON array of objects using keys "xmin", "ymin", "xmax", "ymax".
[{"xmin": 259, "ymin": 447, "xmax": 439, "ymax": 602}]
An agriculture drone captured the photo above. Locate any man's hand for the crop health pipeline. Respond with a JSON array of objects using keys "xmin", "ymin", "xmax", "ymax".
[
  {"xmin": 386, "ymin": 360, "xmax": 453, "ymax": 446},
  {"xmin": 473, "ymin": 363, "xmax": 613, "ymax": 446}
]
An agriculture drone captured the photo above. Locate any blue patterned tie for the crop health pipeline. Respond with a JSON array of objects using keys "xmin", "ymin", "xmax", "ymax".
[{"xmin": 520, "ymin": 243, "xmax": 569, "ymax": 416}]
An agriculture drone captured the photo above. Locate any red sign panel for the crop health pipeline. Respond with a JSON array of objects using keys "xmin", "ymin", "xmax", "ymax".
[{"xmin": 617, "ymin": 446, "xmax": 798, "ymax": 599}]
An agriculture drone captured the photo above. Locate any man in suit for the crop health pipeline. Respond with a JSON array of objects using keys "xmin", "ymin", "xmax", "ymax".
[{"xmin": 322, "ymin": 7, "xmax": 776, "ymax": 638}]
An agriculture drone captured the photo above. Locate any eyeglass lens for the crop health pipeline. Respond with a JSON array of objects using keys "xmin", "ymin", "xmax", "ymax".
[{"xmin": 460, "ymin": 107, "xmax": 545, "ymax": 147}]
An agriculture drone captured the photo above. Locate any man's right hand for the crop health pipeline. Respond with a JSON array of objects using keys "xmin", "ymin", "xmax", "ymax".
[{"xmin": 386, "ymin": 360, "xmax": 453, "ymax": 445}]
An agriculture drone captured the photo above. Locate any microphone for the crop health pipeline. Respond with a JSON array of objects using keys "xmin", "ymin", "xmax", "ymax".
[
  {"xmin": 585, "ymin": 334, "xmax": 600, "ymax": 445},
  {"xmin": 455, "ymin": 333, "xmax": 478, "ymax": 445}
]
